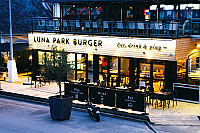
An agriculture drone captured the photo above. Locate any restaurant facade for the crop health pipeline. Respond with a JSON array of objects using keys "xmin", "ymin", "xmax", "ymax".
[
  {"xmin": 29, "ymin": 32, "xmax": 178, "ymax": 92},
  {"xmin": 25, "ymin": 1, "xmax": 200, "ymax": 112},
  {"xmin": 28, "ymin": 0, "xmax": 200, "ymax": 92}
]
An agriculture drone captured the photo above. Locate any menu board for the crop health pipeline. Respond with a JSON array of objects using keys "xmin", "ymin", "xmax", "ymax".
[
  {"xmin": 89, "ymin": 87, "xmax": 115, "ymax": 107},
  {"xmin": 65, "ymin": 83, "xmax": 88, "ymax": 102},
  {"xmin": 116, "ymin": 91, "xmax": 145, "ymax": 112}
]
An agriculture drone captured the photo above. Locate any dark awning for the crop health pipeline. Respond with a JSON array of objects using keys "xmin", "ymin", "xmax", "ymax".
[{"xmin": 0, "ymin": 43, "xmax": 30, "ymax": 52}]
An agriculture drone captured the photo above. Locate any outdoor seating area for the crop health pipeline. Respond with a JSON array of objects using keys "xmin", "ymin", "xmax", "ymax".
[
  {"xmin": 64, "ymin": 78, "xmax": 178, "ymax": 113},
  {"xmin": 30, "ymin": 18, "xmax": 200, "ymax": 38}
]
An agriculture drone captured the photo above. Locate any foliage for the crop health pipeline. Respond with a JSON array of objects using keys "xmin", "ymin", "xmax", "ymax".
[{"xmin": 44, "ymin": 45, "xmax": 72, "ymax": 97}]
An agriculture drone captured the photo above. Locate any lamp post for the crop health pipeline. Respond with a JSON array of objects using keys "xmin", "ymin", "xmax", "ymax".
[
  {"xmin": 9, "ymin": 0, "xmax": 13, "ymax": 60},
  {"xmin": 8, "ymin": 0, "xmax": 18, "ymax": 82}
]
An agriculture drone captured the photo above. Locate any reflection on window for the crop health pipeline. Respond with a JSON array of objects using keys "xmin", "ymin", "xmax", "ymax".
[
  {"xmin": 99, "ymin": 56, "xmax": 108, "ymax": 73},
  {"xmin": 140, "ymin": 63, "xmax": 150, "ymax": 78},
  {"xmin": 153, "ymin": 64, "xmax": 164, "ymax": 79},
  {"xmin": 77, "ymin": 54, "xmax": 86, "ymax": 70},
  {"xmin": 77, "ymin": 71, "xmax": 86, "ymax": 79},
  {"xmin": 88, "ymin": 54, "xmax": 93, "ymax": 71},
  {"xmin": 121, "ymin": 58, "xmax": 129, "ymax": 76},
  {"xmin": 68, "ymin": 53, "xmax": 75, "ymax": 70},
  {"xmin": 88, "ymin": 54, "xmax": 93, "ymax": 82},
  {"xmin": 110, "ymin": 57, "xmax": 118, "ymax": 74},
  {"xmin": 38, "ymin": 51, "xmax": 45, "ymax": 65}
]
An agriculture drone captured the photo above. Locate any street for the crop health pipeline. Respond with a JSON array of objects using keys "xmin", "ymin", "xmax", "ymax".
[{"xmin": 0, "ymin": 98, "xmax": 152, "ymax": 133}]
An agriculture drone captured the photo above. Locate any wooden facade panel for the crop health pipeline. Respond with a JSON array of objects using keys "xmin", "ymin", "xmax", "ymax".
[{"xmin": 176, "ymin": 38, "xmax": 200, "ymax": 62}]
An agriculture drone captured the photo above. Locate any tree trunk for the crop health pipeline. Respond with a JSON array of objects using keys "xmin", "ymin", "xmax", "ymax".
[{"xmin": 58, "ymin": 82, "xmax": 62, "ymax": 98}]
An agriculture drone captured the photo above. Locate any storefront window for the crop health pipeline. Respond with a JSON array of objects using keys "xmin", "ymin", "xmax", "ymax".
[
  {"xmin": 77, "ymin": 54, "xmax": 86, "ymax": 80},
  {"xmin": 153, "ymin": 64, "xmax": 164, "ymax": 80},
  {"xmin": 77, "ymin": 71, "xmax": 86, "ymax": 80},
  {"xmin": 153, "ymin": 61, "xmax": 165, "ymax": 92},
  {"xmin": 139, "ymin": 61, "xmax": 151, "ymax": 88},
  {"xmin": 177, "ymin": 61, "xmax": 186, "ymax": 83},
  {"xmin": 88, "ymin": 54, "xmax": 93, "ymax": 82},
  {"xmin": 120, "ymin": 58, "xmax": 129, "ymax": 85},
  {"xmin": 109, "ymin": 57, "xmax": 118, "ymax": 87},
  {"xmin": 77, "ymin": 54, "xmax": 86, "ymax": 70},
  {"xmin": 38, "ymin": 51, "xmax": 45, "ymax": 65},
  {"xmin": 140, "ymin": 63, "xmax": 150, "ymax": 78},
  {"xmin": 67, "ymin": 53, "xmax": 75, "ymax": 80},
  {"xmin": 99, "ymin": 56, "xmax": 108, "ymax": 81}
]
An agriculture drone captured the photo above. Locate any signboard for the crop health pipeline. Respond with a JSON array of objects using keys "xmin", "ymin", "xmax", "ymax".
[
  {"xmin": 65, "ymin": 83, "xmax": 88, "ymax": 102},
  {"xmin": 116, "ymin": 91, "xmax": 145, "ymax": 112},
  {"xmin": 144, "ymin": 9, "xmax": 149, "ymax": 15},
  {"xmin": 28, "ymin": 33, "xmax": 176, "ymax": 61},
  {"xmin": 89, "ymin": 87, "xmax": 115, "ymax": 107}
]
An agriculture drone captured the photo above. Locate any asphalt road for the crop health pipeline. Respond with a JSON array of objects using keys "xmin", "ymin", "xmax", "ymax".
[{"xmin": 0, "ymin": 98, "xmax": 153, "ymax": 133}]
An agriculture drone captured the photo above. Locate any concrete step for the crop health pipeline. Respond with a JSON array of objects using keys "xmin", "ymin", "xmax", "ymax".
[{"xmin": 149, "ymin": 115, "xmax": 200, "ymax": 126}]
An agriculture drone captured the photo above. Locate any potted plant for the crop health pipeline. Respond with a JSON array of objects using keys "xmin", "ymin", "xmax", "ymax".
[{"xmin": 44, "ymin": 45, "xmax": 73, "ymax": 120}]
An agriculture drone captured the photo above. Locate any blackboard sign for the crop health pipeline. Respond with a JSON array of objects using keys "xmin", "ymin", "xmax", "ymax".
[
  {"xmin": 116, "ymin": 91, "xmax": 145, "ymax": 112},
  {"xmin": 89, "ymin": 87, "xmax": 115, "ymax": 107},
  {"xmin": 65, "ymin": 83, "xmax": 88, "ymax": 102}
]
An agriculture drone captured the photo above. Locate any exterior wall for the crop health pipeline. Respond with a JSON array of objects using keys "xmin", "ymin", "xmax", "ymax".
[{"xmin": 176, "ymin": 38, "xmax": 200, "ymax": 62}]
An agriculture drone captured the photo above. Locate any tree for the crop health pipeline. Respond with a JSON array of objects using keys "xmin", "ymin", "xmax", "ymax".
[{"xmin": 44, "ymin": 45, "xmax": 72, "ymax": 98}]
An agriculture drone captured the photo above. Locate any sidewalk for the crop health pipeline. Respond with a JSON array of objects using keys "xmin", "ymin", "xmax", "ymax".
[{"xmin": 0, "ymin": 73, "xmax": 200, "ymax": 126}]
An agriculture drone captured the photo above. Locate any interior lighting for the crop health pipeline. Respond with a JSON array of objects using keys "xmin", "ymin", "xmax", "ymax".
[
  {"xmin": 3, "ymin": 73, "xmax": 6, "ymax": 78},
  {"xmin": 29, "ymin": 55, "xmax": 33, "ymax": 60},
  {"xmin": 196, "ymin": 44, "xmax": 200, "ymax": 48}
]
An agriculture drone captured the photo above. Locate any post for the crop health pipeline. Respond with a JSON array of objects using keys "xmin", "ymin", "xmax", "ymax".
[
  {"xmin": 121, "ymin": 1, "xmax": 123, "ymax": 21},
  {"xmin": 9, "ymin": 0, "xmax": 13, "ymax": 60},
  {"xmin": 8, "ymin": 0, "xmax": 18, "ymax": 83}
]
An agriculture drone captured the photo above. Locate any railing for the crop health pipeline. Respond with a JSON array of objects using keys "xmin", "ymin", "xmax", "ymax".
[
  {"xmin": 173, "ymin": 83, "xmax": 200, "ymax": 103},
  {"xmin": 30, "ymin": 17, "xmax": 200, "ymax": 38}
]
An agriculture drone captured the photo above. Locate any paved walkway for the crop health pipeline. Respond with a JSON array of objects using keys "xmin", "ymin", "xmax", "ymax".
[{"xmin": 0, "ymin": 73, "xmax": 200, "ymax": 126}]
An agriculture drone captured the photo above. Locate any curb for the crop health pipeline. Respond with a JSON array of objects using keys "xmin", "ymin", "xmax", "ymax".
[{"xmin": 0, "ymin": 90, "xmax": 157, "ymax": 133}]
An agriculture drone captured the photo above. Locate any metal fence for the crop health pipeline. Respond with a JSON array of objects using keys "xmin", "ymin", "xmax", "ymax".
[
  {"xmin": 173, "ymin": 83, "xmax": 200, "ymax": 103},
  {"xmin": 30, "ymin": 17, "xmax": 200, "ymax": 38}
]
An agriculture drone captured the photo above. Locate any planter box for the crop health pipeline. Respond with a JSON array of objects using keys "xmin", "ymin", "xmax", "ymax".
[{"xmin": 49, "ymin": 95, "xmax": 73, "ymax": 120}]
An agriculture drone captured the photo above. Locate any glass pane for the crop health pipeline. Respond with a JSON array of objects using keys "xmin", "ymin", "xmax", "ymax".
[
  {"xmin": 120, "ymin": 58, "xmax": 129, "ymax": 76},
  {"xmin": 68, "ymin": 53, "xmax": 75, "ymax": 70},
  {"xmin": 38, "ymin": 51, "xmax": 45, "ymax": 65},
  {"xmin": 67, "ymin": 70, "xmax": 75, "ymax": 81},
  {"xmin": 153, "ymin": 80, "xmax": 164, "ymax": 92},
  {"xmin": 120, "ymin": 76, "xmax": 129, "ymax": 86},
  {"xmin": 77, "ymin": 71, "xmax": 86, "ymax": 79},
  {"xmin": 110, "ymin": 57, "xmax": 118, "ymax": 75},
  {"xmin": 153, "ymin": 64, "xmax": 165, "ymax": 79},
  {"xmin": 88, "ymin": 54, "xmax": 93, "ymax": 71},
  {"xmin": 140, "ymin": 63, "xmax": 150, "ymax": 78},
  {"xmin": 99, "ymin": 56, "xmax": 108, "ymax": 73},
  {"xmin": 88, "ymin": 72, "xmax": 93, "ymax": 82},
  {"xmin": 77, "ymin": 54, "xmax": 86, "ymax": 70}
]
